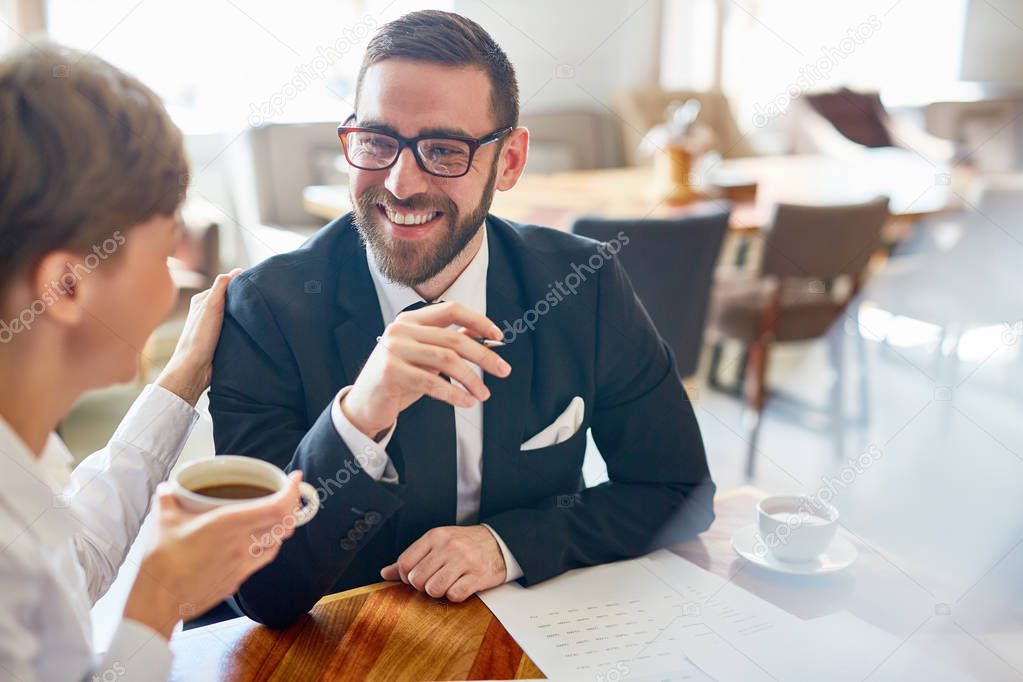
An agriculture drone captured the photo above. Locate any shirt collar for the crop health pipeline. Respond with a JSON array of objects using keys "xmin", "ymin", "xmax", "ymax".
[
  {"xmin": 0, "ymin": 414, "xmax": 72, "ymax": 541},
  {"xmin": 366, "ymin": 225, "xmax": 489, "ymax": 323}
]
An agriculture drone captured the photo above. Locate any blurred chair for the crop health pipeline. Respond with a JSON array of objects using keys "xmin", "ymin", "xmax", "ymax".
[
  {"xmin": 873, "ymin": 175, "xmax": 1022, "ymax": 386},
  {"xmin": 219, "ymin": 121, "xmax": 347, "ymax": 266},
  {"xmin": 706, "ymin": 197, "xmax": 890, "ymax": 475},
  {"xmin": 245, "ymin": 122, "xmax": 347, "ymax": 230},
  {"xmin": 613, "ymin": 88, "xmax": 754, "ymax": 166},
  {"xmin": 925, "ymin": 97, "xmax": 1021, "ymax": 172},
  {"xmin": 791, "ymin": 88, "xmax": 956, "ymax": 164},
  {"xmin": 519, "ymin": 108, "xmax": 622, "ymax": 172},
  {"xmin": 571, "ymin": 205, "xmax": 731, "ymax": 378}
]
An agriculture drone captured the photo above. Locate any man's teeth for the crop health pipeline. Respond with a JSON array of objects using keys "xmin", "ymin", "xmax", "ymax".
[{"xmin": 384, "ymin": 207, "xmax": 438, "ymax": 226}]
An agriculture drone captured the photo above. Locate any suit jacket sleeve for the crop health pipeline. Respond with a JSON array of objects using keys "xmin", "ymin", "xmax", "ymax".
[
  {"xmin": 482, "ymin": 254, "xmax": 716, "ymax": 585},
  {"xmin": 209, "ymin": 274, "xmax": 404, "ymax": 627}
]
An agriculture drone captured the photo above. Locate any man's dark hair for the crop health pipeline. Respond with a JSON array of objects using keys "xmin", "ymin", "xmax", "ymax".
[{"xmin": 355, "ymin": 10, "xmax": 519, "ymax": 129}]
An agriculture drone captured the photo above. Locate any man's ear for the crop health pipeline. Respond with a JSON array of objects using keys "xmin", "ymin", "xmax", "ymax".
[
  {"xmin": 32, "ymin": 251, "xmax": 90, "ymax": 327},
  {"xmin": 495, "ymin": 126, "xmax": 529, "ymax": 192}
]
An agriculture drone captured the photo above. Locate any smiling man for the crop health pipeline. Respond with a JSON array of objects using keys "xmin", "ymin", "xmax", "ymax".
[{"xmin": 210, "ymin": 10, "xmax": 715, "ymax": 628}]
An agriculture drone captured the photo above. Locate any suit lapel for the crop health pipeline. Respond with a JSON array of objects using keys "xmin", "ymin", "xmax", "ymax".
[
  {"xmin": 479, "ymin": 218, "xmax": 534, "ymax": 519},
  {"xmin": 333, "ymin": 231, "xmax": 386, "ymax": 389}
]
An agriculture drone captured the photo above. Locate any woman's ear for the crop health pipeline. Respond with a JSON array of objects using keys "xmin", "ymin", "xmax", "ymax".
[
  {"xmin": 495, "ymin": 126, "xmax": 529, "ymax": 192},
  {"xmin": 31, "ymin": 251, "xmax": 89, "ymax": 327}
]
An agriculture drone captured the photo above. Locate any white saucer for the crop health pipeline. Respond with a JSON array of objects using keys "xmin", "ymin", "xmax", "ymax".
[{"xmin": 730, "ymin": 524, "xmax": 858, "ymax": 575}]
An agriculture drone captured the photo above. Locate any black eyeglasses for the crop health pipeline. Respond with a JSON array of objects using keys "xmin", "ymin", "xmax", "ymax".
[{"xmin": 337, "ymin": 116, "xmax": 512, "ymax": 178}]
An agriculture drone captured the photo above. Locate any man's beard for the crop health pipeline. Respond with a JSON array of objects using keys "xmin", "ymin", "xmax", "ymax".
[{"xmin": 352, "ymin": 157, "xmax": 500, "ymax": 287}]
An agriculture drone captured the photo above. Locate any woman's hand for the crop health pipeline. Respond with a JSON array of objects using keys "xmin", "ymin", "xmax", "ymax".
[
  {"xmin": 156, "ymin": 268, "xmax": 242, "ymax": 405},
  {"xmin": 124, "ymin": 473, "xmax": 304, "ymax": 639}
]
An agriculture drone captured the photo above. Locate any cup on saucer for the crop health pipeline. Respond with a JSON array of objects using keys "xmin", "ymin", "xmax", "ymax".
[
  {"xmin": 730, "ymin": 494, "xmax": 857, "ymax": 575},
  {"xmin": 755, "ymin": 494, "xmax": 838, "ymax": 562}
]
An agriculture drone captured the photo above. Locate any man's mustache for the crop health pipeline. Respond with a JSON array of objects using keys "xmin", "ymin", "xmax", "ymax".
[{"xmin": 358, "ymin": 188, "xmax": 453, "ymax": 214}]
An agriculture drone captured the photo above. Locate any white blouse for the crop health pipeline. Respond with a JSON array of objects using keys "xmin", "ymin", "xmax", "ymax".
[{"xmin": 0, "ymin": 384, "xmax": 197, "ymax": 681}]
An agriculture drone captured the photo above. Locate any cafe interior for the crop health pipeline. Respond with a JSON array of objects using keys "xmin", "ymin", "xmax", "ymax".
[{"xmin": 2, "ymin": 0, "xmax": 1021, "ymax": 679}]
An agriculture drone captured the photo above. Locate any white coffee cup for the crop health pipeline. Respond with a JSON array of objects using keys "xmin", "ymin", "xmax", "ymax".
[
  {"xmin": 755, "ymin": 495, "xmax": 838, "ymax": 562},
  {"xmin": 170, "ymin": 455, "xmax": 319, "ymax": 526}
]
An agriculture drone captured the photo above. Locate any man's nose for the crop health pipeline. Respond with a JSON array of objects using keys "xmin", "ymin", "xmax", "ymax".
[{"xmin": 384, "ymin": 146, "xmax": 429, "ymax": 200}]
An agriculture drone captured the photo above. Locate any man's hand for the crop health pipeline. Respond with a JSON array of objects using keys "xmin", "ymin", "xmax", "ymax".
[
  {"xmin": 380, "ymin": 525, "xmax": 507, "ymax": 602},
  {"xmin": 341, "ymin": 301, "xmax": 512, "ymax": 438}
]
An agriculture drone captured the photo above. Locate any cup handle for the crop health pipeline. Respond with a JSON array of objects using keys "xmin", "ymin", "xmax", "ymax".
[{"xmin": 292, "ymin": 481, "xmax": 320, "ymax": 526}]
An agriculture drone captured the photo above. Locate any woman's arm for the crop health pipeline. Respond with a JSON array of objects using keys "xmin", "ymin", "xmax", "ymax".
[
  {"xmin": 65, "ymin": 384, "xmax": 198, "ymax": 601},
  {"xmin": 65, "ymin": 272, "xmax": 237, "ymax": 602},
  {"xmin": 0, "ymin": 534, "xmax": 174, "ymax": 682}
]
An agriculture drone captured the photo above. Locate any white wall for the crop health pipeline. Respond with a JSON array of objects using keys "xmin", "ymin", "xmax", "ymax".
[
  {"xmin": 452, "ymin": 0, "xmax": 664, "ymax": 113},
  {"xmin": 961, "ymin": 0, "xmax": 1023, "ymax": 85},
  {"xmin": 660, "ymin": 0, "xmax": 716, "ymax": 91}
]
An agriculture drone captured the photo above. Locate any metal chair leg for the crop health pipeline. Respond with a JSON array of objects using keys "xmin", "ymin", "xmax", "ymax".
[
  {"xmin": 827, "ymin": 329, "xmax": 846, "ymax": 461},
  {"xmin": 708, "ymin": 342, "xmax": 725, "ymax": 388},
  {"xmin": 743, "ymin": 337, "xmax": 770, "ymax": 480}
]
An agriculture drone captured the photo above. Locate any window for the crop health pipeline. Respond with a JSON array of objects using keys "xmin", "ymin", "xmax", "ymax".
[
  {"xmin": 662, "ymin": 0, "xmax": 969, "ymax": 137},
  {"xmin": 46, "ymin": 0, "xmax": 453, "ymax": 133}
]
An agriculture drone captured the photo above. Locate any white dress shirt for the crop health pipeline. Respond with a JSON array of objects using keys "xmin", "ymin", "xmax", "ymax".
[
  {"xmin": 330, "ymin": 228, "xmax": 524, "ymax": 581},
  {"xmin": 0, "ymin": 384, "xmax": 197, "ymax": 681}
]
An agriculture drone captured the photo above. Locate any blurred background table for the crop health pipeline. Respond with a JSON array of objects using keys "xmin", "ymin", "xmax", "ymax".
[{"xmin": 302, "ymin": 150, "xmax": 972, "ymax": 238}]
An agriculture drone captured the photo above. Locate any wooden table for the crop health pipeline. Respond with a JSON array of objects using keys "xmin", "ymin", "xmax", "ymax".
[
  {"xmin": 170, "ymin": 487, "xmax": 768, "ymax": 681},
  {"xmin": 303, "ymin": 149, "xmax": 971, "ymax": 237}
]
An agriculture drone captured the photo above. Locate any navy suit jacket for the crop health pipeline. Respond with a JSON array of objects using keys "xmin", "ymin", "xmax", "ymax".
[{"xmin": 210, "ymin": 213, "xmax": 715, "ymax": 627}]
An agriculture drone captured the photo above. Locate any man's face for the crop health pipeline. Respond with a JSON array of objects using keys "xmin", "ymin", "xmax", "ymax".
[{"xmin": 350, "ymin": 59, "xmax": 505, "ymax": 286}]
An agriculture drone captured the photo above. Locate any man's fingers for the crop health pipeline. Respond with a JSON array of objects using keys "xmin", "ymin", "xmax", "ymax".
[
  {"xmin": 407, "ymin": 325, "xmax": 511, "ymax": 379},
  {"xmin": 397, "ymin": 301, "xmax": 503, "ymax": 341},
  {"xmin": 380, "ymin": 563, "xmax": 400, "ymax": 581},
  {"xmin": 424, "ymin": 565, "xmax": 465, "ymax": 599},
  {"xmin": 406, "ymin": 550, "xmax": 445, "ymax": 591},
  {"xmin": 408, "ymin": 366, "xmax": 476, "ymax": 409},
  {"xmin": 395, "ymin": 538, "xmax": 433, "ymax": 584},
  {"xmin": 396, "ymin": 340, "xmax": 490, "ymax": 401},
  {"xmin": 446, "ymin": 574, "xmax": 480, "ymax": 603}
]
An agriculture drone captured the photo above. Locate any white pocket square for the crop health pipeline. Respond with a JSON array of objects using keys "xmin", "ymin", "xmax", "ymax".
[{"xmin": 520, "ymin": 396, "xmax": 585, "ymax": 451}]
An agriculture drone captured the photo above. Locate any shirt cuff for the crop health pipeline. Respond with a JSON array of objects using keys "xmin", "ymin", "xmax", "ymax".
[
  {"xmin": 330, "ymin": 386, "xmax": 398, "ymax": 483},
  {"xmin": 109, "ymin": 384, "xmax": 199, "ymax": 469},
  {"xmin": 482, "ymin": 523, "xmax": 524, "ymax": 582},
  {"xmin": 102, "ymin": 619, "xmax": 173, "ymax": 681}
]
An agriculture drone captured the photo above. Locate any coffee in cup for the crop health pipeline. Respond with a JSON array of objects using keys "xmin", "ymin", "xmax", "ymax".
[{"xmin": 170, "ymin": 455, "xmax": 320, "ymax": 526}]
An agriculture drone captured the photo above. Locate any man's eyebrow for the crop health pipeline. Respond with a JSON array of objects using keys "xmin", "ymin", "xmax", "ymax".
[
  {"xmin": 356, "ymin": 119, "xmax": 399, "ymax": 135},
  {"xmin": 419, "ymin": 125, "xmax": 473, "ymax": 138},
  {"xmin": 356, "ymin": 119, "xmax": 473, "ymax": 138}
]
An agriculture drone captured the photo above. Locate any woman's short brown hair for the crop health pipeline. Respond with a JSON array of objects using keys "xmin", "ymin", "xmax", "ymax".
[{"xmin": 0, "ymin": 43, "xmax": 188, "ymax": 295}]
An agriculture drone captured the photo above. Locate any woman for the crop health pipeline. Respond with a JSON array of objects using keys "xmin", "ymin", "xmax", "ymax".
[{"xmin": 0, "ymin": 44, "xmax": 303, "ymax": 680}]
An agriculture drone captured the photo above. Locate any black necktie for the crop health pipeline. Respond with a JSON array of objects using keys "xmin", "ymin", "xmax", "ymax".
[{"xmin": 390, "ymin": 300, "xmax": 458, "ymax": 550}]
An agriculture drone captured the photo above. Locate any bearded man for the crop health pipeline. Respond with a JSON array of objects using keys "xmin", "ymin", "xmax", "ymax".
[{"xmin": 210, "ymin": 9, "xmax": 715, "ymax": 628}]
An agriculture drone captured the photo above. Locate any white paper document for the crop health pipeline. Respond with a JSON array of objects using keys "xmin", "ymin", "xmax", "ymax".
[{"xmin": 480, "ymin": 550, "xmax": 969, "ymax": 682}]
